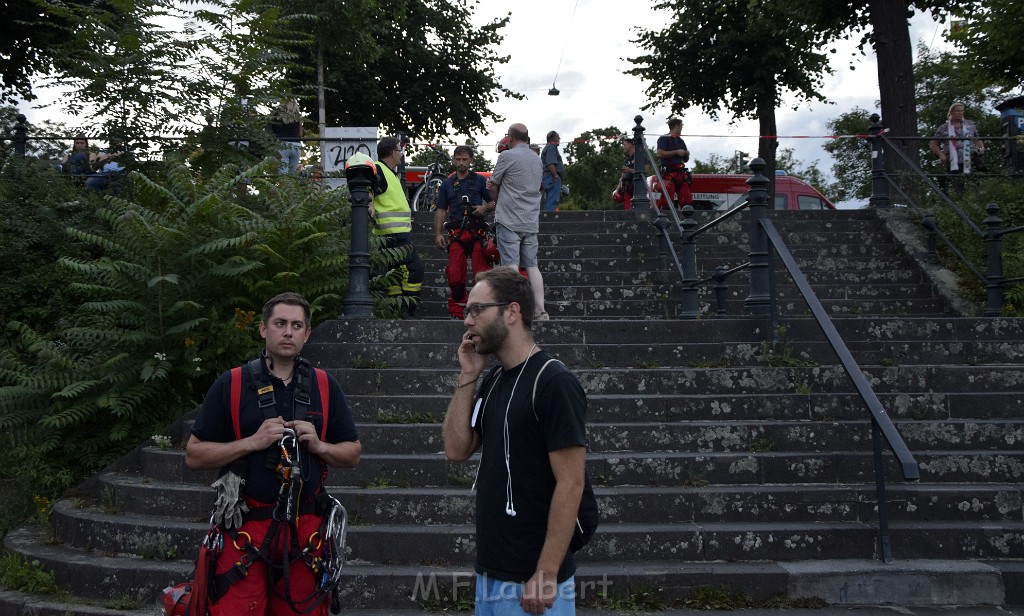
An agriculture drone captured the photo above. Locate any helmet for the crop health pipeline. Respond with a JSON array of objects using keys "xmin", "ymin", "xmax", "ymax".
[
  {"xmin": 162, "ymin": 583, "xmax": 192, "ymax": 616},
  {"xmin": 496, "ymin": 135, "xmax": 512, "ymax": 153},
  {"xmin": 484, "ymin": 237, "xmax": 500, "ymax": 265},
  {"xmin": 344, "ymin": 152, "xmax": 376, "ymax": 173}
]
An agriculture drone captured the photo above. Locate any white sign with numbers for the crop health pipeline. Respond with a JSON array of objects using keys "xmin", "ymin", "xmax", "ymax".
[{"xmin": 320, "ymin": 127, "xmax": 378, "ymax": 189}]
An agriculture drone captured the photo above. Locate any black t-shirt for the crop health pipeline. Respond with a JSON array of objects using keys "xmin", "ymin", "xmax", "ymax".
[
  {"xmin": 436, "ymin": 172, "xmax": 493, "ymax": 226},
  {"xmin": 191, "ymin": 359, "xmax": 359, "ymax": 504},
  {"xmin": 471, "ymin": 350, "xmax": 588, "ymax": 583},
  {"xmin": 269, "ymin": 120, "xmax": 301, "ymax": 140},
  {"xmin": 657, "ymin": 134, "xmax": 688, "ymax": 168}
]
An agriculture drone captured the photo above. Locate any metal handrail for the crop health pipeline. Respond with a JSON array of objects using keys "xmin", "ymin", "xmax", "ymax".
[
  {"xmin": 879, "ymin": 132, "xmax": 983, "ymax": 234},
  {"xmin": 633, "ymin": 144, "xmax": 922, "ymax": 561},
  {"xmin": 870, "ymin": 121, "xmax": 1024, "ymax": 314},
  {"xmin": 760, "ymin": 217, "xmax": 920, "ymax": 482}
]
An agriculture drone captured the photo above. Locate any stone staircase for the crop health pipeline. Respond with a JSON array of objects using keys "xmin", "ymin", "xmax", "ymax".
[{"xmin": 4, "ymin": 208, "xmax": 1024, "ymax": 614}]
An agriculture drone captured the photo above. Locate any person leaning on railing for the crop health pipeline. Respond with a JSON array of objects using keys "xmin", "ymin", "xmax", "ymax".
[{"xmin": 929, "ymin": 101, "xmax": 985, "ymax": 175}]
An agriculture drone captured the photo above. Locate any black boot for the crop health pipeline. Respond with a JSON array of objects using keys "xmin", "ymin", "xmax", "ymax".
[{"xmin": 399, "ymin": 297, "xmax": 419, "ymax": 319}]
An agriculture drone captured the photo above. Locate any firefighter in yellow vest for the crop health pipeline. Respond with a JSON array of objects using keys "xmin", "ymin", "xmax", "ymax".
[{"xmin": 371, "ymin": 136, "xmax": 424, "ymax": 319}]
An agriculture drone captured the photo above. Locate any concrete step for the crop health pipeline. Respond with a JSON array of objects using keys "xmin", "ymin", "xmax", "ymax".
[
  {"xmin": 45, "ymin": 498, "xmax": 1024, "ymax": 564},
  {"xmin": 323, "ymin": 365, "xmax": 1024, "ymax": 397},
  {"xmin": 308, "ymin": 317, "xmax": 1024, "ymax": 346},
  {"xmin": 13, "ymin": 509, "xmax": 1014, "ymax": 611},
  {"xmin": 409, "ymin": 297, "xmax": 952, "ymax": 320},
  {"xmin": 409, "ymin": 231, "xmax": 907, "ymax": 253},
  {"xmin": 413, "ymin": 245, "xmax": 919, "ymax": 269},
  {"xmin": 98, "ymin": 473, "xmax": 1024, "ymax": 526},
  {"xmin": 412, "ymin": 281, "xmax": 941, "ymax": 303},
  {"xmin": 339, "ymin": 391, "xmax": 1024, "ymax": 424},
  {"xmin": 305, "ymin": 338, "xmax": 1024, "ymax": 370},
  {"xmin": 137, "ymin": 447, "xmax": 1024, "ymax": 488},
  {"xmin": 8, "ymin": 528, "xmax": 1021, "ymax": 611},
  {"xmin": 166, "ymin": 417, "xmax": 1024, "ymax": 456},
  {"xmin": 340, "ymin": 420, "xmax": 1024, "ymax": 455},
  {"xmin": 417, "ymin": 265, "xmax": 934, "ymax": 286}
]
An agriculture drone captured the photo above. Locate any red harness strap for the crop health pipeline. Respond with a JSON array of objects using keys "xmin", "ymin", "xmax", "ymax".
[
  {"xmin": 229, "ymin": 365, "xmax": 330, "ymax": 440},
  {"xmin": 314, "ymin": 368, "xmax": 329, "ymax": 440},
  {"xmin": 230, "ymin": 366, "xmax": 243, "ymax": 441}
]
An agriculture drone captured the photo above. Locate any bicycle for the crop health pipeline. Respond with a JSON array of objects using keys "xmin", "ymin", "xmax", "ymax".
[{"xmin": 410, "ymin": 144, "xmax": 453, "ymax": 211}]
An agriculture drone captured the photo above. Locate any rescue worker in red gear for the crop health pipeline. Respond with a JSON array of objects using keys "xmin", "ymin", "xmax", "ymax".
[
  {"xmin": 434, "ymin": 145, "xmax": 497, "ymax": 319},
  {"xmin": 612, "ymin": 136, "xmax": 649, "ymax": 210},
  {"xmin": 654, "ymin": 117, "xmax": 692, "ymax": 209},
  {"xmin": 185, "ymin": 292, "xmax": 361, "ymax": 616}
]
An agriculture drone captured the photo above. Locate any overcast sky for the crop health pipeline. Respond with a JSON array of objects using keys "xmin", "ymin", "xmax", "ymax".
[{"xmin": 468, "ymin": 1, "xmax": 954, "ymax": 184}]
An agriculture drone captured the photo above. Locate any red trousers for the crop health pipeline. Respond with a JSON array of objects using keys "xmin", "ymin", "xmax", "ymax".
[
  {"xmin": 209, "ymin": 513, "xmax": 327, "ymax": 616},
  {"xmin": 653, "ymin": 168, "xmax": 692, "ymax": 209},
  {"xmin": 446, "ymin": 229, "xmax": 493, "ymax": 319}
]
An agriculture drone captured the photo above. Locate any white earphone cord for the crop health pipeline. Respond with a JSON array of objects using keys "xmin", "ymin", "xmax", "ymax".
[{"xmin": 502, "ymin": 344, "xmax": 536, "ymax": 517}]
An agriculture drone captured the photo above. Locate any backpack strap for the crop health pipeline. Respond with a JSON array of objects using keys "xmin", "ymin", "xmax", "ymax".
[
  {"xmin": 245, "ymin": 357, "xmax": 277, "ymax": 421},
  {"xmin": 531, "ymin": 358, "xmax": 563, "ymax": 421}
]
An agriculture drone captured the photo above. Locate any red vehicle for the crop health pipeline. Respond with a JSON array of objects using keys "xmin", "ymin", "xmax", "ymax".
[{"xmin": 650, "ymin": 172, "xmax": 835, "ymax": 211}]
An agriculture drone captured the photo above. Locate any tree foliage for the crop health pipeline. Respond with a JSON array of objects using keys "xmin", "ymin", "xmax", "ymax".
[
  {"xmin": 0, "ymin": 159, "xmax": 351, "ymax": 488},
  {"xmin": 780, "ymin": 0, "xmax": 977, "ymax": 172},
  {"xmin": 285, "ymin": 0, "xmax": 518, "ymax": 140},
  {"xmin": 0, "ymin": 0, "xmax": 131, "ymax": 104},
  {"xmin": 933, "ymin": 0, "xmax": 1019, "ymax": 91},
  {"xmin": 947, "ymin": 0, "xmax": 1022, "ymax": 89},
  {"xmin": 823, "ymin": 44, "xmax": 1006, "ymax": 205},
  {"xmin": 628, "ymin": 0, "xmax": 832, "ymax": 178},
  {"xmin": 562, "ymin": 127, "xmax": 626, "ymax": 210},
  {"xmin": 822, "ymin": 108, "xmax": 875, "ymax": 204}
]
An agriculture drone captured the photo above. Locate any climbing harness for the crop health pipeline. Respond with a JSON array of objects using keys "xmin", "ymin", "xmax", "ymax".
[{"xmin": 207, "ymin": 428, "xmax": 348, "ymax": 613}]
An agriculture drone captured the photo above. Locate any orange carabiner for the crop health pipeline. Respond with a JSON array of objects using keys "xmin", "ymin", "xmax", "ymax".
[
  {"xmin": 307, "ymin": 531, "xmax": 322, "ymax": 550},
  {"xmin": 232, "ymin": 531, "xmax": 252, "ymax": 551}
]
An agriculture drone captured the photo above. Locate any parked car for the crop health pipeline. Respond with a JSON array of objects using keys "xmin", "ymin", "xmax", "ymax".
[{"xmin": 649, "ymin": 172, "xmax": 835, "ymax": 210}]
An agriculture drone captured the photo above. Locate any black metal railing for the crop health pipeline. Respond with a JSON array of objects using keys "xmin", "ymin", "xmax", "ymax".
[
  {"xmin": 628, "ymin": 115, "xmax": 920, "ymax": 562},
  {"xmin": 867, "ymin": 114, "xmax": 1024, "ymax": 315}
]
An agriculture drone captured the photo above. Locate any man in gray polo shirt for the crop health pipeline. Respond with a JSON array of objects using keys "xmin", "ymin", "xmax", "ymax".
[{"xmin": 485, "ymin": 123, "xmax": 548, "ymax": 320}]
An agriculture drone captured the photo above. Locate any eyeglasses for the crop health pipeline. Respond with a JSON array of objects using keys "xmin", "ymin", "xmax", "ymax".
[{"xmin": 465, "ymin": 302, "xmax": 510, "ymax": 318}]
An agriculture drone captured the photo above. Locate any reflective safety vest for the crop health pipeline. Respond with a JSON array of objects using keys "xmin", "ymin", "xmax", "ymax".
[{"xmin": 373, "ymin": 163, "xmax": 412, "ymax": 236}]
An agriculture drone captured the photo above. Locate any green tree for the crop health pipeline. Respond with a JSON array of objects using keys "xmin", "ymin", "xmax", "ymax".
[
  {"xmin": 947, "ymin": 0, "xmax": 1022, "ymax": 89},
  {"xmin": 822, "ymin": 108, "xmax": 875, "ymax": 204},
  {"xmin": 628, "ymin": 0, "xmax": 832, "ymax": 181},
  {"xmin": 0, "ymin": 0, "xmax": 132, "ymax": 104},
  {"xmin": 562, "ymin": 127, "xmax": 625, "ymax": 210},
  {"xmin": 43, "ymin": 0, "xmax": 206, "ymax": 139},
  {"xmin": 780, "ymin": 0, "xmax": 976, "ymax": 172},
  {"xmin": 823, "ymin": 45, "xmax": 1005, "ymax": 205},
  {"xmin": 286, "ymin": 0, "xmax": 519, "ymax": 140},
  {"xmin": 692, "ymin": 154, "xmax": 733, "ymax": 174}
]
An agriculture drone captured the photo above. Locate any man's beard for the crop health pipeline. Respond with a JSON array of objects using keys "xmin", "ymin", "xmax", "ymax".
[{"xmin": 473, "ymin": 316, "xmax": 508, "ymax": 356}]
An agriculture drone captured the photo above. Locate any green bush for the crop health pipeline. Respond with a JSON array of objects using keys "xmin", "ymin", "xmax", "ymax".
[
  {"xmin": 0, "ymin": 158, "xmax": 352, "ymax": 492},
  {"xmin": 0, "ymin": 156, "xmax": 102, "ymax": 336},
  {"xmin": 927, "ymin": 176, "xmax": 1024, "ymax": 315},
  {"xmin": 0, "ymin": 553, "xmax": 65, "ymax": 596}
]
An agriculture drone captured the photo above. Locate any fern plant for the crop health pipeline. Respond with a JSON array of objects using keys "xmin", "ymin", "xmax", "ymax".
[{"xmin": 0, "ymin": 158, "xmax": 351, "ymax": 486}]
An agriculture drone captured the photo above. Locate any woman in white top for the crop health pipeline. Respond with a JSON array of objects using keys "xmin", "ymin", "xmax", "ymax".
[{"xmin": 929, "ymin": 101, "xmax": 985, "ymax": 174}]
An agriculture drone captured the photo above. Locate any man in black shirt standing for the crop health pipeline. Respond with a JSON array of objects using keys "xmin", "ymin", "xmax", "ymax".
[{"xmin": 442, "ymin": 267, "xmax": 588, "ymax": 615}]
